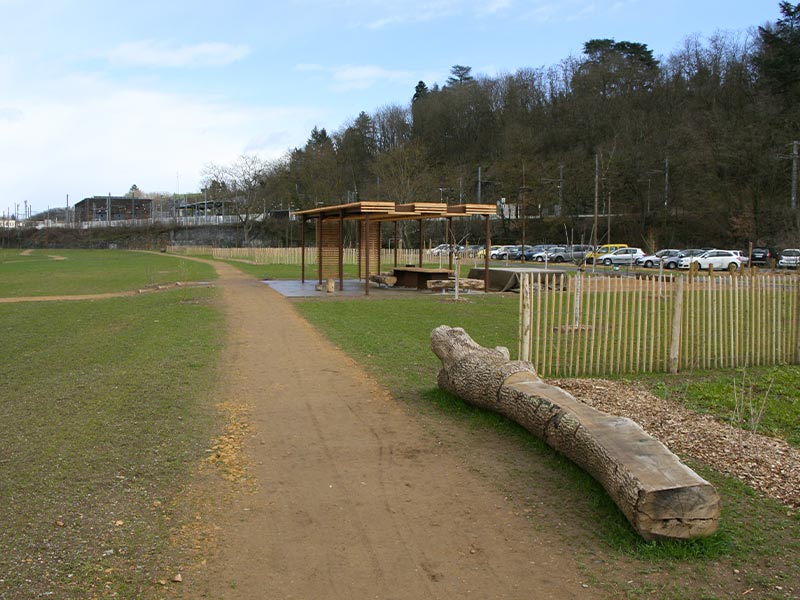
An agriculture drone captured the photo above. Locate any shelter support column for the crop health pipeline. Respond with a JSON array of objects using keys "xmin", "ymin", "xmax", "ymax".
[
  {"xmin": 447, "ymin": 217, "xmax": 454, "ymax": 271},
  {"xmin": 338, "ymin": 212, "xmax": 344, "ymax": 291},
  {"xmin": 484, "ymin": 215, "xmax": 490, "ymax": 293},
  {"xmin": 316, "ymin": 217, "xmax": 322, "ymax": 284},
  {"xmin": 418, "ymin": 218, "xmax": 424, "ymax": 267},
  {"xmin": 365, "ymin": 214, "xmax": 370, "ymax": 296},
  {"xmin": 301, "ymin": 216, "xmax": 307, "ymax": 283},
  {"xmin": 393, "ymin": 221, "xmax": 398, "ymax": 267}
]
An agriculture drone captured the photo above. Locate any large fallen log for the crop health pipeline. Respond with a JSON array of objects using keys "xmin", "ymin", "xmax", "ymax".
[{"xmin": 430, "ymin": 325, "xmax": 720, "ymax": 541}]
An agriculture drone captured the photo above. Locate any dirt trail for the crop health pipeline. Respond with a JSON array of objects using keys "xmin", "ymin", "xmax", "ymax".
[{"xmin": 183, "ymin": 261, "xmax": 584, "ymax": 599}]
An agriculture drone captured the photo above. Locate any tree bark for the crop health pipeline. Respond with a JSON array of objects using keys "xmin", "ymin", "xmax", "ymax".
[{"xmin": 430, "ymin": 325, "xmax": 720, "ymax": 541}]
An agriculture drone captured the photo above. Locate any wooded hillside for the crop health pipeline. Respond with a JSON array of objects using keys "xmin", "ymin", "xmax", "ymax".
[{"xmin": 210, "ymin": 3, "xmax": 800, "ymax": 250}]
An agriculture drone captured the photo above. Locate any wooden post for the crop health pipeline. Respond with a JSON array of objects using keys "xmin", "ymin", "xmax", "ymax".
[
  {"xmin": 393, "ymin": 221, "xmax": 398, "ymax": 267},
  {"xmin": 338, "ymin": 212, "xmax": 345, "ymax": 291},
  {"xmin": 316, "ymin": 217, "xmax": 323, "ymax": 284},
  {"xmin": 301, "ymin": 216, "xmax": 306, "ymax": 283},
  {"xmin": 795, "ymin": 276, "xmax": 800, "ymax": 364},
  {"xmin": 484, "ymin": 215, "xmax": 490, "ymax": 293},
  {"xmin": 364, "ymin": 215, "xmax": 370, "ymax": 296},
  {"xmin": 519, "ymin": 273, "xmax": 532, "ymax": 362},
  {"xmin": 669, "ymin": 277, "xmax": 684, "ymax": 373},
  {"xmin": 447, "ymin": 217, "xmax": 454, "ymax": 271},
  {"xmin": 418, "ymin": 219, "xmax": 424, "ymax": 267},
  {"xmin": 377, "ymin": 221, "xmax": 382, "ymax": 275}
]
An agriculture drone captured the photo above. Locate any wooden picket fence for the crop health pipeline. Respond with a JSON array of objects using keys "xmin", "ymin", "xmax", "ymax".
[
  {"xmin": 518, "ymin": 270, "xmax": 800, "ymax": 377},
  {"xmin": 166, "ymin": 245, "xmax": 484, "ymax": 268}
]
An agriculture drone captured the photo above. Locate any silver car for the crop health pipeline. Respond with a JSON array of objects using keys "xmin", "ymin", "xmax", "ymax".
[
  {"xmin": 779, "ymin": 249, "xmax": 800, "ymax": 269},
  {"xmin": 636, "ymin": 249, "xmax": 681, "ymax": 268},
  {"xmin": 601, "ymin": 247, "xmax": 645, "ymax": 266}
]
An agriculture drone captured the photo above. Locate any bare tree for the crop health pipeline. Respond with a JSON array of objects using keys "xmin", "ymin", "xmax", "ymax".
[{"xmin": 203, "ymin": 154, "xmax": 269, "ymax": 245}]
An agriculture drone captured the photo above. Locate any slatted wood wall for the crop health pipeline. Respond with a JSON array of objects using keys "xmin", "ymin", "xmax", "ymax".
[{"xmin": 319, "ymin": 220, "xmax": 341, "ymax": 280}]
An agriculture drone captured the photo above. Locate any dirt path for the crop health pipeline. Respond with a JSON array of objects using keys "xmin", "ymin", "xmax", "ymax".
[{"xmin": 182, "ymin": 261, "xmax": 585, "ymax": 599}]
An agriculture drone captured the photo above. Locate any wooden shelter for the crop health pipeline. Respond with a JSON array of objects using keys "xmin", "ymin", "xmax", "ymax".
[{"xmin": 293, "ymin": 201, "xmax": 496, "ymax": 295}]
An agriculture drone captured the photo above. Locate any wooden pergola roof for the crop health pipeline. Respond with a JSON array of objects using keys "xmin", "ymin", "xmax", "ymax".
[
  {"xmin": 295, "ymin": 201, "xmax": 496, "ymax": 295},
  {"xmin": 294, "ymin": 201, "xmax": 496, "ymax": 221}
]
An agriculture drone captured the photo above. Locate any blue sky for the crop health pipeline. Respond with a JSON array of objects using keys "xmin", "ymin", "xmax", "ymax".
[{"xmin": 0, "ymin": 0, "xmax": 778, "ymax": 217}]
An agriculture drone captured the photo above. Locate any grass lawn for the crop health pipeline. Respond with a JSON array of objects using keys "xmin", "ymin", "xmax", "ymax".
[
  {"xmin": 0, "ymin": 251, "xmax": 223, "ymax": 598},
  {"xmin": 0, "ymin": 249, "xmax": 216, "ymax": 297},
  {"xmin": 293, "ymin": 291, "xmax": 800, "ymax": 598}
]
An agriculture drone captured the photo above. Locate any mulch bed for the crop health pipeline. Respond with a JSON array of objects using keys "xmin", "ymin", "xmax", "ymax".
[{"xmin": 551, "ymin": 378, "xmax": 799, "ymax": 512}]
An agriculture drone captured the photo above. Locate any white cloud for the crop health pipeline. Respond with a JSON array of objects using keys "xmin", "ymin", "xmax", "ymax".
[
  {"xmin": 295, "ymin": 63, "xmax": 325, "ymax": 72},
  {"xmin": 0, "ymin": 107, "xmax": 23, "ymax": 122},
  {"xmin": 297, "ymin": 63, "xmax": 415, "ymax": 91},
  {"xmin": 107, "ymin": 40, "xmax": 250, "ymax": 68},
  {"xmin": 0, "ymin": 73, "xmax": 324, "ymax": 212},
  {"xmin": 330, "ymin": 65, "xmax": 414, "ymax": 91},
  {"xmin": 477, "ymin": 0, "xmax": 513, "ymax": 16}
]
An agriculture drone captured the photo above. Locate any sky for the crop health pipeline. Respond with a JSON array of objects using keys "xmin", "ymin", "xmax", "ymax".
[{"xmin": 0, "ymin": 0, "xmax": 780, "ymax": 218}]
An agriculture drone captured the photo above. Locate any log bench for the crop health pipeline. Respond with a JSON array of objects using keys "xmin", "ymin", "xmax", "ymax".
[
  {"xmin": 426, "ymin": 277, "xmax": 485, "ymax": 292},
  {"xmin": 369, "ymin": 273, "xmax": 398, "ymax": 288},
  {"xmin": 430, "ymin": 325, "xmax": 720, "ymax": 541}
]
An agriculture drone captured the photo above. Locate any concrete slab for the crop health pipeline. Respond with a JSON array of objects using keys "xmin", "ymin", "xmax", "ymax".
[{"xmin": 263, "ymin": 278, "xmax": 426, "ymax": 298}]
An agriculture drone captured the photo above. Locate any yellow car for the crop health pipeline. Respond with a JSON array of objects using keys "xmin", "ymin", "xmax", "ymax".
[
  {"xmin": 584, "ymin": 243, "xmax": 628, "ymax": 264},
  {"xmin": 477, "ymin": 245, "xmax": 501, "ymax": 258}
]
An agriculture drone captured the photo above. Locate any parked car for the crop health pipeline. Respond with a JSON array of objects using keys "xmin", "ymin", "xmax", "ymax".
[
  {"xmin": 554, "ymin": 244, "xmax": 594, "ymax": 263},
  {"xmin": 750, "ymin": 247, "xmax": 778, "ymax": 266},
  {"xmin": 478, "ymin": 245, "xmax": 501, "ymax": 258},
  {"xmin": 635, "ymin": 249, "xmax": 681, "ymax": 268},
  {"xmin": 779, "ymin": 248, "xmax": 800, "ymax": 269},
  {"xmin": 490, "ymin": 245, "xmax": 514, "ymax": 259},
  {"xmin": 584, "ymin": 243, "xmax": 628, "ymax": 264},
  {"xmin": 506, "ymin": 245, "xmax": 536, "ymax": 260},
  {"xmin": 600, "ymin": 247, "xmax": 645, "ymax": 266},
  {"xmin": 732, "ymin": 250, "xmax": 749, "ymax": 266},
  {"xmin": 429, "ymin": 244, "xmax": 463, "ymax": 256},
  {"xmin": 529, "ymin": 245, "xmax": 564, "ymax": 262},
  {"xmin": 661, "ymin": 248, "xmax": 704, "ymax": 269},
  {"xmin": 678, "ymin": 249, "xmax": 744, "ymax": 271}
]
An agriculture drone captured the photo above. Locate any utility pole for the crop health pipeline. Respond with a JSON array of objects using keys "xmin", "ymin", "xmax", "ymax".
[
  {"xmin": 477, "ymin": 166, "xmax": 482, "ymax": 203},
  {"xmin": 778, "ymin": 141, "xmax": 799, "ymax": 231},
  {"xmin": 593, "ymin": 154, "xmax": 599, "ymax": 248},
  {"xmin": 792, "ymin": 141, "xmax": 798, "ymax": 212},
  {"xmin": 520, "ymin": 165, "xmax": 526, "ymax": 254}
]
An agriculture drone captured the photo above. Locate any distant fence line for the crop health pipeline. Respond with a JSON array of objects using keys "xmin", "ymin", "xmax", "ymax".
[
  {"xmin": 518, "ymin": 270, "xmax": 800, "ymax": 377},
  {"xmin": 168, "ymin": 245, "xmax": 484, "ymax": 268}
]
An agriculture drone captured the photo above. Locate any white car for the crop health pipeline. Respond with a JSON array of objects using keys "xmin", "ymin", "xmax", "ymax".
[
  {"xmin": 779, "ymin": 249, "xmax": 800, "ymax": 269},
  {"xmin": 678, "ymin": 249, "xmax": 744, "ymax": 271},
  {"xmin": 600, "ymin": 247, "xmax": 645, "ymax": 266}
]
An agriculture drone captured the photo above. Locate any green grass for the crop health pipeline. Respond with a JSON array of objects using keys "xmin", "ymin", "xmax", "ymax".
[
  {"xmin": 629, "ymin": 366, "xmax": 800, "ymax": 446},
  {"xmin": 0, "ymin": 249, "xmax": 216, "ymax": 297},
  {"xmin": 0, "ymin": 261, "xmax": 224, "ymax": 598},
  {"xmin": 293, "ymin": 293, "xmax": 800, "ymax": 596}
]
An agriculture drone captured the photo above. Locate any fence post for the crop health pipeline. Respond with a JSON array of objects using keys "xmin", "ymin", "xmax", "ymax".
[
  {"xmin": 519, "ymin": 273, "xmax": 532, "ymax": 362},
  {"xmin": 669, "ymin": 277, "xmax": 685, "ymax": 374}
]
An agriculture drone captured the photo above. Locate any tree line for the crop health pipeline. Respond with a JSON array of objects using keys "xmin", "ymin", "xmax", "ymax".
[{"xmin": 204, "ymin": 3, "xmax": 800, "ymax": 250}]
